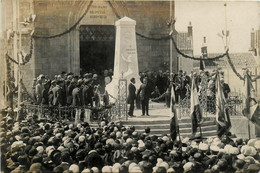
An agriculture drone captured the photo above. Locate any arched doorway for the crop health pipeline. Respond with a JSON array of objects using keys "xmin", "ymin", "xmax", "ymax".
[{"xmin": 79, "ymin": 25, "xmax": 115, "ymax": 75}]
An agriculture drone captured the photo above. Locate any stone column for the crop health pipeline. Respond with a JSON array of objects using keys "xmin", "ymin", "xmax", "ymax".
[{"xmin": 106, "ymin": 16, "xmax": 141, "ymax": 99}]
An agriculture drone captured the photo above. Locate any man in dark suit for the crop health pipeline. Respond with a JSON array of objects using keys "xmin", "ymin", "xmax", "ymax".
[
  {"xmin": 82, "ymin": 79, "xmax": 93, "ymax": 107},
  {"xmin": 137, "ymin": 77, "xmax": 150, "ymax": 116},
  {"xmin": 72, "ymin": 81, "xmax": 82, "ymax": 124},
  {"xmin": 52, "ymin": 80, "xmax": 64, "ymax": 106},
  {"xmin": 127, "ymin": 78, "xmax": 136, "ymax": 117},
  {"xmin": 221, "ymin": 78, "xmax": 230, "ymax": 99}
]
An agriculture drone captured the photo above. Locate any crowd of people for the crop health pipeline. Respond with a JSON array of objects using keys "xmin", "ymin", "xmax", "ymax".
[
  {"xmin": 27, "ymin": 69, "xmax": 230, "ymax": 115},
  {"xmin": 32, "ymin": 70, "xmax": 114, "ymax": 108},
  {"xmin": 1, "ymin": 69, "xmax": 241, "ymax": 173},
  {"xmin": 128, "ymin": 69, "xmax": 230, "ymax": 116},
  {"xmin": 1, "ymin": 108, "xmax": 260, "ymax": 173}
]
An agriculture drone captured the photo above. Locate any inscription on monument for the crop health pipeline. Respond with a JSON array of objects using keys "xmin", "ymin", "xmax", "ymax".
[
  {"xmin": 89, "ymin": 5, "xmax": 108, "ymax": 19},
  {"xmin": 126, "ymin": 48, "xmax": 136, "ymax": 55}
]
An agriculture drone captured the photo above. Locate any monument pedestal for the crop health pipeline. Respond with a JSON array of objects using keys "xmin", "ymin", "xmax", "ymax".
[{"xmin": 106, "ymin": 16, "xmax": 141, "ymax": 101}]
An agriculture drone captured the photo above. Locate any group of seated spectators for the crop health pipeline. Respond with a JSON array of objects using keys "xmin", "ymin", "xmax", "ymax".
[{"xmin": 1, "ymin": 108, "xmax": 260, "ymax": 173}]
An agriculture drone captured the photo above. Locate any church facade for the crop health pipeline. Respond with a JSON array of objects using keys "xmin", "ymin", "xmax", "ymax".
[{"xmin": 1, "ymin": 0, "xmax": 194, "ymax": 103}]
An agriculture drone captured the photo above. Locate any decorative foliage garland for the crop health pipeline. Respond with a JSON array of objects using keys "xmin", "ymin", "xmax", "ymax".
[
  {"xmin": 6, "ymin": 53, "xmax": 18, "ymax": 65},
  {"xmin": 252, "ymin": 75, "xmax": 260, "ymax": 81},
  {"xmin": 107, "ymin": 1, "xmax": 121, "ymax": 19},
  {"xmin": 170, "ymin": 37, "xmax": 228, "ymax": 61},
  {"xmin": 5, "ymin": 57, "xmax": 16, "ymax": 92},
  {"xmin": 20, "ymin": 37, "xmax": 33, "ymax": 65},
  {"xmin": 226, "ymin": 53, "xmax": 244, "ymax": 81},
  {"xmin": 5, "ymin": 37, "xmax": 34, "ymax": 66},
  {"xmin": 32, "ymin": 1, "xmax": 93, "ymax": 39}
]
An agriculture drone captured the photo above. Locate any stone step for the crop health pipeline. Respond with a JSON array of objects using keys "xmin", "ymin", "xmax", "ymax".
[
  {"xmin": 121, "ymin": 119, "xmax": 171, "ymax": 125},
  {"xmin": 145, "ymin": 131, "xmax": 217, "ymax": 138},
  {"xmin": 89, "ymin": 116, "xmax": 217, "ymax": 138},
  {"xmin": 179, "ymin": 125, "xmax": 217, "ymax": 133},
  {"xmin": 133, "ymin": 123, "xmax": 216, "ymax": 131},
  {"xmin": 177, "ymin": 117, "xmax": 215, "ymax": 124},
  {"xmin": 122, "ymin": 117, "xmax": 215, "ymax": 125},
  {"xmin": 179, "ymin": 121, "xmax": 216, "ymax": 128},
  {"xmin": 133, "ymin": 124, "xmax": 170, "ymax": 130},
  {"xmin": 135, "ymin": 126, "xmax": 217, "ymax": 136},
  {"xmin": 180, "ymin": 130, "xmax": 217, "ymax": 138}
]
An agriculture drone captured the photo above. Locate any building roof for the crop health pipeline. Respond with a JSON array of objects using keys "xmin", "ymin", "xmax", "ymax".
[
  {"xmin": 194, "ymin": 52, "xmax": 257, "ymax": 69},
  {"xmin": 176, "ymin": 32, "xmax": 193, "ymax": 51}
]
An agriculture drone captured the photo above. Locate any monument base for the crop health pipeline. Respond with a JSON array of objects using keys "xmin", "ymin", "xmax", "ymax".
[{"xmin": 106, "ymin": 77, "xmax": 142, "ymax": 103}]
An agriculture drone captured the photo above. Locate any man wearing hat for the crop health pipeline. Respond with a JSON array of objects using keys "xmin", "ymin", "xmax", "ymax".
[
  {"xmin": 48, "ymin": 80, "xmax": 56, "ymax": 106},
  {"xmin": 35, "ymin": 75, "xmax": 45, "ymax": 104},
  {"xmin": 137, "ymin": 77, "xmax": 150, "ymax": 116},
  {"xmin": 65, "ymin": 80, "xmax": 74, "ymax": 106},
  {"xmin": 82, "ymin": 78, "xmax": 94, "ymax": 107},
  {"xmin": 72, "ymin": 81, "xmax": 82, "ymax": 124},
  {"xmin": 52, "ymin": 80, "xmax": 64, "ymax": 106},
  {"xmin": 127, "ymin": 78, "xmax": 136, "ymax": 117}
]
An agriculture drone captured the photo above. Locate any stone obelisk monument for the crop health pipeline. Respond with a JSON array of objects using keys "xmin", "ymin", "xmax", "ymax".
[{"xmin": 106, "ymin": 16, "xmax": 141, "ymax": 100}]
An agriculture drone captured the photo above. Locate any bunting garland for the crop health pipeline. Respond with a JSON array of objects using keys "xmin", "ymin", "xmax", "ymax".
[
  {"xmin": 226, "ymin": 52, "xmax": 244, "ymax": 81},
  {"xmin": 20, "ymin": 37, "xmax": 34, "ymax": 65},
  {"xmin": 171, "ymin": 37, "xmax": 228, "ymax": 61},
  {"xmin": 32, "ymin": 0, "xmax": 93, "ymax": 39}
]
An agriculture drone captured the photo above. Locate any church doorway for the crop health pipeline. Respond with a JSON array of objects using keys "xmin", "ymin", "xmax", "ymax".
[{"xmin": 79, "ymin": 25, "xmax": 115, "ymax": 75}]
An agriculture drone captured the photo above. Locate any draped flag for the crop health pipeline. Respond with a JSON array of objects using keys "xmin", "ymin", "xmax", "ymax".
[
  {"xmin": 170, "ymin": 85, "xmax": 178, "ymax": 141},
  {"xmin": 216, "ymin": 73, "xmax": 231, "ymax": 137},
  {"xmin": 243, "ymin": 71, "xmax": 260, "ymax": 127},
  {"xmin": 190, "ymin": 76, "xmax": 202, "ymax": 136}
]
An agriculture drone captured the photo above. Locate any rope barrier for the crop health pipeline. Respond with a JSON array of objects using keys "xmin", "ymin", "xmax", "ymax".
[{"xmin": 32, "ymin": 1, "xmax": 93, "ymax": 39}]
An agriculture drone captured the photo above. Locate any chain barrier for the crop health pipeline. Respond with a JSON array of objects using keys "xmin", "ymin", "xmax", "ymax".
[{"xmin": 32, "ymin": 1, "xmax": 93, "ymax": 39}]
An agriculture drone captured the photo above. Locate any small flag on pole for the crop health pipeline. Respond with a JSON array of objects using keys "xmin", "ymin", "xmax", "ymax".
[
  {"xmin": 170, "ymin": 85, "xmax": 178, "ymax": 141},
  {"xmin": 190, "ymin": 76, "xmax": 202, "ymax": 136},
  {"xmin": 216, "ymin": 73, "xmax": 231, "ymax": 138}
]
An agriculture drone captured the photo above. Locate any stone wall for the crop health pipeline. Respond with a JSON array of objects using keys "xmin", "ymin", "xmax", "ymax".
[
  {"xmin": 2, "ymin": 0, "xmax": 178, "ymax": 98},
  {"xmin": 230, "ymin": 116, "xmax": 257, "ymax": 139},
  {"xmin": 32, "ymin": 1, "xmax": 177, "ymax": 77}
]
